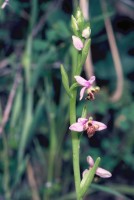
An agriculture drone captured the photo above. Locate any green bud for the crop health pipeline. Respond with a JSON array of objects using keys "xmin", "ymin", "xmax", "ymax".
[
  {"xmin": 75, "ymin": 7, "xmax": 84, "ymax": 31},
  {"xmin": 60, "ymin": 65, "xmax": 72, "ymax": 98},
  {"xmin": 75, "ymin": 7, "xmax": 83, "ymax": 20},
  {"xmin": 81, "ymin": 105, "xmax": 87, "ymax": 118},
  {"xmin": 71, "ymin": 15, "xmax": 79, "ymax": 35}
]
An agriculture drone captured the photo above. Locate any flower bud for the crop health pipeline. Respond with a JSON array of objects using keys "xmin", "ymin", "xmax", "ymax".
[
  {"xmin": 71, "ymin": 15, "xmax": 79, "ymax": 35},
  {"xmin": 76, "ymin": 8, "xmax": 82, "ymax": 19},
  {"xmin": 75, "ymin": 8, "xmax": 84, "ymax": 31},
  {"xmin": 82, "ymin": 27, "xmax": 91, "ymax": 39},
  {"xmin": 72, "ymin": 35, "xmax": 84, "ymax": 51}
]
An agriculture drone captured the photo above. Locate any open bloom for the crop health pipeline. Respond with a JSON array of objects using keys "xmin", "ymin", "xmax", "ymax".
[
  {"xmin": 69, "ymin": 117, "xmax": 107, "ymax": 138},
  {"xmin": 82, "ymin": 156, "xmax": 112, "ymax": 178},
  {"xmin": 74, "ymin": 76, "xmax": 98, "ymax": 100},
  {"xmin": 72, "ymin": 36, "xmax": 84, "ymax": 51}
]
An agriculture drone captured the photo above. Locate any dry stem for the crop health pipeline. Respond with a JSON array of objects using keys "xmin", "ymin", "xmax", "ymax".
[
  {"xmin": 80, "ymin": 0, "xmax": 95, "ymax": 79},
  {"xmin": 101, "ymin": 0, "xmax": 124, "ymax": 102},
  {"xmin": 0, "ymin": 73, "xmax": 21, "ymax": 135}
]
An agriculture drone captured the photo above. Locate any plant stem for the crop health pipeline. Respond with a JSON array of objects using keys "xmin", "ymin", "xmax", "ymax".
[
  {"xmin": 73, "ymin": 0, "xmax": 79, "ymax": 12},
  {"xmin": 48, "ymin": 114, "xmax": 57, "ymax": 182},
  {"xmin": 3, "ymin": 133, "xmax": 11, "ymax": 200},
  {"xmin": 44, "ymin": 113, "xmax": 57, "ymax": 200},
  {"xmin": 69, "ymin": 45, "xmax": 83, "ymax": 199},
  {"xmin": 70, "ymin": 91, "xmax": 82, "ymax": 200}
]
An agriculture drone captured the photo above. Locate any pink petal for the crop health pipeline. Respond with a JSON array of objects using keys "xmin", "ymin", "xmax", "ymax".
[
  {"xmin": 72, "ymin": 36, "xmax": 83, "ymax": 51},
  {"xmin": 74, "ymin": 76, "xmax": 89, "ymax": 87},
  {"xmin": 88, "ymin": 76, "xmax": 96, "ymax": 84},
  {"xmin": 1, "ymin": 2, "xmax": 7, "ymax": 9},
  {"xmin": 96, "ymin": 167, "xmax": 112, "ymax": 178},
  {"xmin": 87, "ymin": 156, "xmax": 94, "ymax": 167},
  {"xmin": 80, "ymin": 87, "xmax": 86, "ymax": 100},
  {"xmin": 92, "ymin": 121, "xmax": 107, "ymax": 131},
  {"xmin": 69, "ymin": 122, "xmax": 84, "ymax": 132},
  {"xmin": 82, "ymin": 169, "xmax": 89, "ymax": 178},
  {"xmin": 78, "ymin": 118, "xmax": 88, "ymax": 124}
]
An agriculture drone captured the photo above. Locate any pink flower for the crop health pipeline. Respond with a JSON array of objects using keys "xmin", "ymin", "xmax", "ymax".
[
  {"xmin": 82, "ymin": 156, "xmax": 112, "ymax": 178},
  {"xmin": 72, "ymin": 36, "xmax": 84, "ymax": 51},
  {"xmin": 69, "ymin": 117, "xmax": 107, "ymax": 138},
  {"xmin": 74, "ymin": 76, "xmax": 96, "ymax": 100}
]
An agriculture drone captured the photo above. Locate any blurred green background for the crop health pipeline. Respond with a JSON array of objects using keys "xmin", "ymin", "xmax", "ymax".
[{"xmin": 0, "ymin": 0, "xmax": 134, "ymax": 199}]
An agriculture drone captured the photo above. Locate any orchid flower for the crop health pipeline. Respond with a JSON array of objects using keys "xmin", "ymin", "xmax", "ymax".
[
  {"xmin": 74, "ymin": 76, "xmax": 97, "ymax": 100},
  {"xmin": 72, "ymin": 35, "xmax": 84, "ymax": 51},
  {"xmin": 69, "ymin": 117, "xmax": 107, "ymax": 138},
  {"xmin": 82, "ymin": 156, "xmax": 112, "ymax": 178}
]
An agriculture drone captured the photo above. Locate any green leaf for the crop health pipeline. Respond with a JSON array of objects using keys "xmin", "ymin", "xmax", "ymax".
[
  {"xmin": 77, "ymin": 39, "xmax": 91, "ymax": 75},
  {"xmin": 60, "ymin": 65, "xmax": 71, "ymax": 97},
  {"xmin": 10, "ymin": 81, "xmax": 23, "ymax": 128},
  {"xmin": 71, "ymin": 15, "xmax": 79, "ymax": 36},
  {"xmin": 33, "ymin": 40, "xmax": 49, "ymax": 51},
  {"xmin": 91, "ymin": 184, "xmax": 131, "ymax": 200},
  {"xmin": 82, "ymin": 39, "xmax": 91, "ymax": 63},
  {"xmin": 69, "ymin": 82, "xmax": 79, "ymax": 92}
]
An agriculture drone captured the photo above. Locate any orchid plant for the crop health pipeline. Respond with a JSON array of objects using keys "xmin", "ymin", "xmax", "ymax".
[{"xmin": 61, "ymin": 8, "xmax": 111, "ymax": 200}]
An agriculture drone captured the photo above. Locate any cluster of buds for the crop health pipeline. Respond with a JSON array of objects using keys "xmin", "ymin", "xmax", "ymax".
[{"xmin": 71, "ymin": 8, "xmax": 91, "ymax": 51}]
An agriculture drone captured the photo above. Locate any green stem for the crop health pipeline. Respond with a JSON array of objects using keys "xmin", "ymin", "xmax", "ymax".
[
  {"xmin": 73, "ymin": 0, "xmax": 78, "ymax": 12},
  {"xmin": 70, "ymin": 91, "xmax": 82, "ymax": 200},
  {"xmin": 3, "ymin": 133, "xmax": 11, "ymax": 200},
  {"xmin": 48, "ymin": 114, "xmax": 57, "ymax": 182},
  {"xmin": 44, "ymin": 113, "xmax": 57, "ymax": 200},
  {"xmin": 69, "ymin": 44, "xmax": 84, "ymax": 200}
]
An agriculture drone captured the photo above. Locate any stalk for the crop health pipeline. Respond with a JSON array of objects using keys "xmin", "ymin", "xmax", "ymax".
[
  {"xmin": 70, "ymin": 91, "xmax": 82, "ymax": 200},
  {"xmin": 3, "ymin": 133, "xmax": 11, "ymax": 200},
  {"xmin": 69, "ymin": 51, "xmax": 83, "ymax": 199}
]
